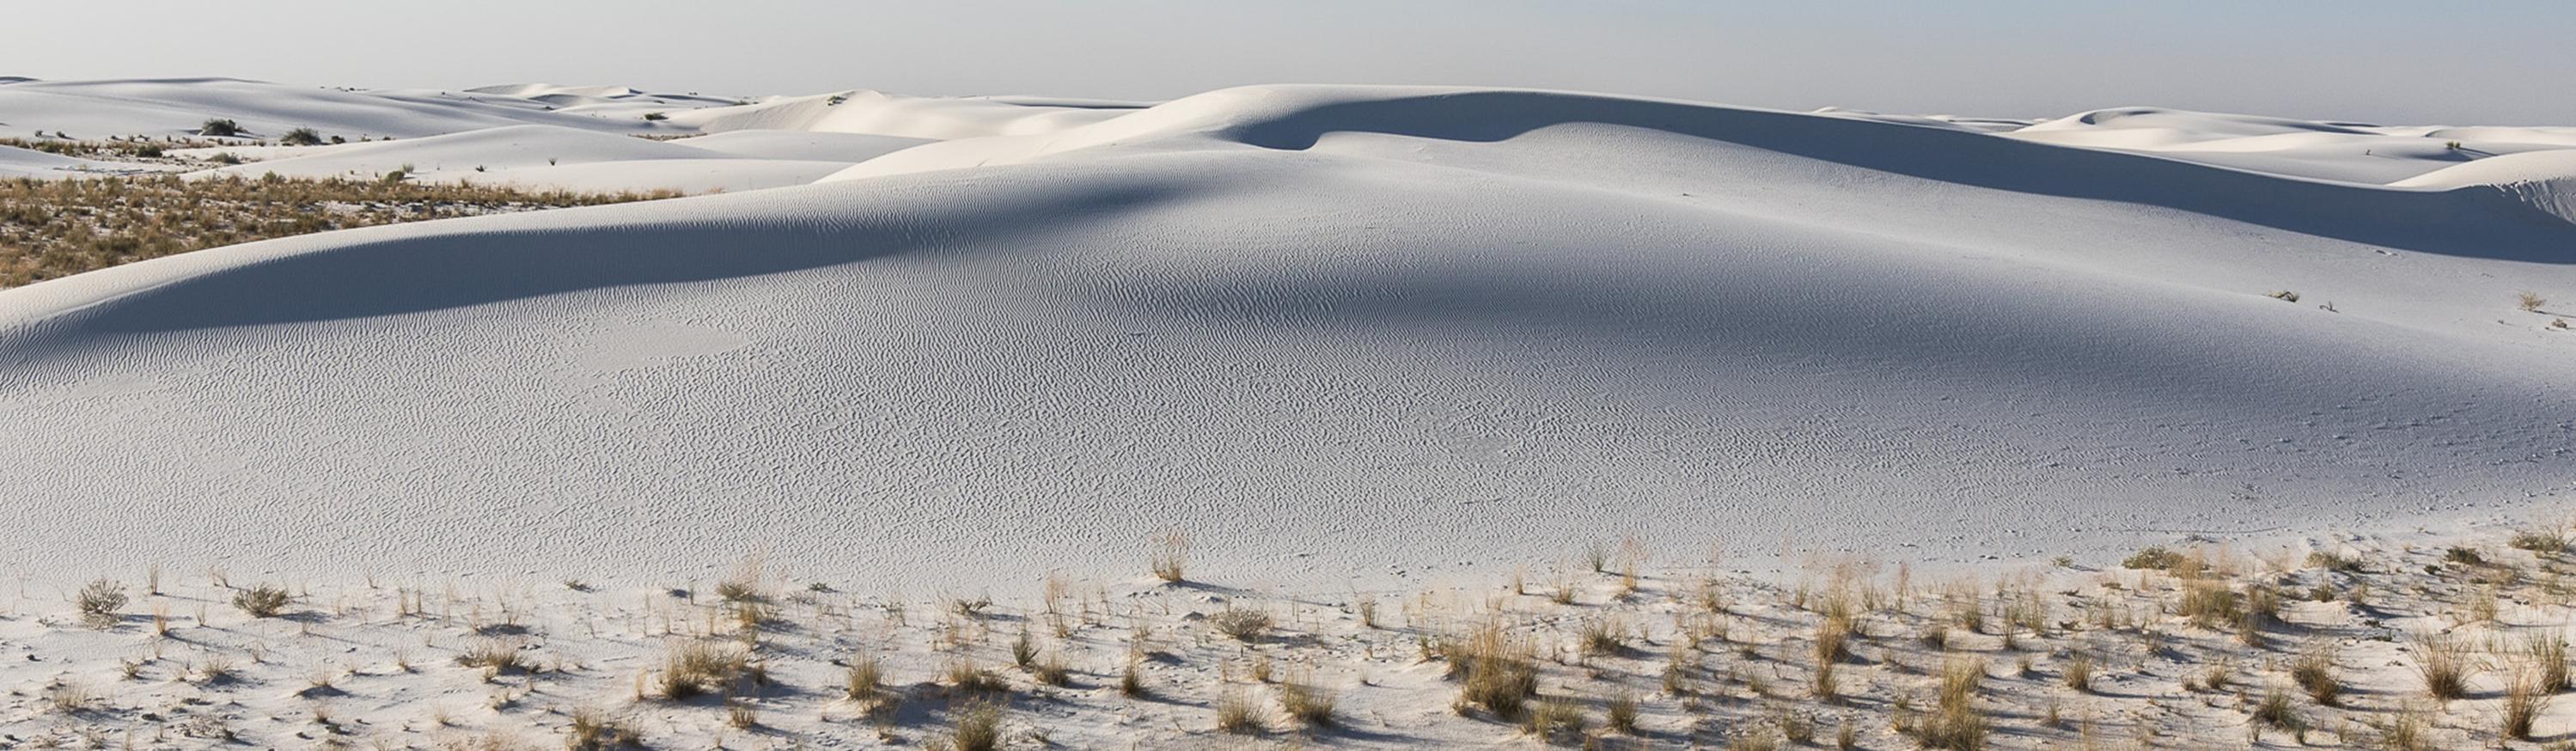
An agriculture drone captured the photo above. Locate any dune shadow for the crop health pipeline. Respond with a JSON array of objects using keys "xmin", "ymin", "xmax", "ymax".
[{"xmin": 1228, "ymin": 90, "xmax": 2576, "ymax": 263}]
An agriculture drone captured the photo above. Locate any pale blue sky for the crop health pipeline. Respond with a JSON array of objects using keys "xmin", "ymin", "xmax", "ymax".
[{"xmin": 11, "ymin": 0, "xmax": 2571, "ymax": 123}]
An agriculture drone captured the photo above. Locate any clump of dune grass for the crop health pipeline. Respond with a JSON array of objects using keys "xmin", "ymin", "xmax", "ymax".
[
  {"xmin": 659, "ymin": 640, "xmax": 748, "ymax": 700},
  {"xmin": 1913, "ymin": 656, "xmax": 1988, "ymax": 750},
  {"xmin": 1521, "ymin": 696, "xmax": 1587, "ymax": 742},
  {"xmin": 458, "ymin": 638, "xmax": 529, "ymax": 674},
  {"xmin": 2367, "ymin": 705, "xmax": 2433, "ymax": 751},
  {"xmin": 1120, "ymin": 658, "xmax": 1148, "ymax": 698},
  {"xmin": 1215, "ymin": 688, "xmax": 1265, "ymax": 734},
  {"xmin": 1150, "ymin": 529, "xmax": 1190, "ymax": 583},
  {"xmin": 1449, "ymin": 620, "xmax": 1540, "ymax": 719},
  {"xmin": 2519, "ymin": 291, "xmax": 2549, "ymax": 313},
  {"xmin": 232, "ymin": 584, "xmax": 290, "ymax": 618},
  {"xmin": 2410, "ymin": 631, "xmax": 2477, "ymax": 701},
  {"xmin": 2292, "ymin": 642, "xmax": 2341, "ymax": 705},
  {"xmin": 565, "ymin": 705, "xmax": 642, "ymax": 749},
  {"xmin": 845, "ymin": 655, "xmax": 882, "ymax": 702},
  {"xmin": 1579, "ymin": 616, "xmax": 1628, "ymax": 656},
  {"xmin": 937, "ymin": 700, "xmax": 1003, "ymax": 751},
  {"xmin": 2505, "ymin": 660, "xmax": 2553, "ymax": 739},
  {"xmin": 1211, "ymin": 606, "xmax": 1273, "ymax": 641},
  {"xmin": 1604, "ymin": 689, "xmax": 1639, "ymax": 734},
  {"xmin": 75, "ymin": 578, "xmax": 126, "ymax": 628},
  {"xmin": 2253, "ymin": 685, "xmax": 2302, "ymax": 730},
  {"xmin": 2060, "ymin": 650, "xmax": 2094, "ymax": 693},
  {"xmin": 1279, "ymin": 675, "xmax": 1338, "ymax": 728},
  {"xmin": 2520, "ymin": 630, "xmax": 2570, "ymax": 693},
  {"xmin": 945, "ymin": 659, "xmax": 1010, "ymax": 696}
]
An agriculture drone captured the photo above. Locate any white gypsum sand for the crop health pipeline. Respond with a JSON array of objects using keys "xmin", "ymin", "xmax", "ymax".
[{"xmin": 1, "ymin": 76, "xmax": 2574, "ymax": 747}]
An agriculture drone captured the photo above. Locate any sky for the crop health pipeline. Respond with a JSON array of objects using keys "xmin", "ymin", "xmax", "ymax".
[{"xmin": 9, "ymin": 0, "xmax": 2573, "ymax": 124}]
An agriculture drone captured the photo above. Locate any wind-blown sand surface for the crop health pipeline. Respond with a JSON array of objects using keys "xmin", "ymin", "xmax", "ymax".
[{"xmin": 0, "ymin": 76, "xmax": 2573, "ymax": 748}]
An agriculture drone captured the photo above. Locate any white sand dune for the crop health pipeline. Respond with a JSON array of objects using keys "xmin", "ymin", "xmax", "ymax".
[
  {"xmin": 3, "ymin": 84, "xmax": 2573, "ymax": 595},
  {"xmin": 668, "ymin": 129, "xmax": 934, "ymax": 162},
  {"xmin": 170, "ymin": 124, "xmax": 864, "ymax": 193},
  {"xmin": 0, "ymin": 77, "xmax": 699, "ymax": 140},
  {"xmin": 0, "ymin": 142, "xmax": 154, "ymax": 178},
  {"xmin": 673, "ymin": 89, "xmax": 1145, "ymax": 139}
]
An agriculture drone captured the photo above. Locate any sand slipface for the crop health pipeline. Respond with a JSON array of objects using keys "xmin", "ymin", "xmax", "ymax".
[{"xmin": 0, "ymin": 82, "xmax": 2571, "ymax": 599}]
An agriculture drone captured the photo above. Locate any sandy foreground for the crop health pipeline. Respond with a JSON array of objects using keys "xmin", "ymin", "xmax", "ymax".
[
  {"xmin": 4, "ymin": 78, "xmax": 2576, "ymax": 748},
  {"xmin": 6, "ymin": 520, "xmax": 2576, "ymax": 749}
]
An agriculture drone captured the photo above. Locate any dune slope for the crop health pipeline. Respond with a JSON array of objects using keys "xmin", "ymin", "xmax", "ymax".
[{"xmin": 2, "ymin": 85, "xmax": 2571, "ymax": 592}]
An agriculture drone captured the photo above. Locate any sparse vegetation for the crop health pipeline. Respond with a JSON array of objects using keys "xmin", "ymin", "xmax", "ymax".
[
  {"xmin": 1151, "ymin": 528, "xmax": 1191, "ymax": 583},
  {"xmin": 74, "ymin": 578, "xmax": 125, "ymax": 627},
  {"xmin": 0, "ymin": 174, "xmax": 676, "ymax": 286},
  {"xmin": 280, "ymin": 127, "xmax": 325, "ymax": 146},
  {"xmin": 2411, "ymin": 630, "xmax": 2476, "ymax": 701},
  {"xmin": 232, "ymin": 583, "xmax": 291, "ymax": 618},
  {"xmin": 199, "ymin": 118, "xmax": 242, "ymax": 137},
  {"xmin": 1211, "ymin": 605, "xmax": 1273, "ymax": 641},
  {"xmin": 2519, "ymin": 291, "xmax": 2548, "ymax": 312},
  {"xmin": 658, "ymin": 640, "xmax": 748, "ymax": 699}
]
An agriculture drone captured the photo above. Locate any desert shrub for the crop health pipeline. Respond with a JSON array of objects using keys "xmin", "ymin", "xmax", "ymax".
[
  {"xmin": 1521, "ymin": 696, "xmax": 1586, "ymax": 742},
  {"xmin": 2252, "ymin": 686, "xmax": 2303, "ymax": 733},
  {"xmin": 1150, "ymin": 529, "xmax": 1190, "ymax": 583},
  {"xmin": 1451, "ymin": 621, "xmax": 1539, "ymax": 718},
  {"xmin": 565, "ymin": 705, "xmax": 641, "ymax": 749},
  {"xmin": 232, "ymin": 584, "xmax": 290, "ymax": 618},
  {"xmin": 2506, "ymin": 662, "xmax": 2552, "ymax": 739},
  {"xmin": 1603, "ymin": 689, "xmax": 1639, "ymax": 734},
  {"xmin": 2511, "ymin": 525, "xmax": 2568, "ymax": 553},
  {"xmin": 944, "ymin": 659, "xmax": 1009, "ymax": 695},
  {"xmin": 2519, "ymin": 292, "xmax": 2549, "ymax": 312},
  {"xmin": 942, "ymin": 700, "xmax": 1002, "ymax": 751},
  {"xmin": 458, "ymin": 638, "xmax": 529, "ymax": 672},
  {"xmin": 659, "ymin": 640, "xmax": 748, "ymax": 699},
  {"xmin": 1210, "ymin": 606, "xmax": 1273, "ymax": 641},
  {"xmin": 2444, "ymin": 546, "xmax": 2483, "ymax": 565},
  {"xmin": 2292, "ymin": 643, "xmax": 2341, "ymax": 705},
  {"xmin": 75, "ymin": 578, "xmax": 126, "ymax": 627},
  {"xmin": 208, "ymin": 152, "xmax": 242, "ymax": 165},
  {"xmin": 1215, "ymin": 689, "xmax": 1264, "ymax": 734},
  {"xmin": 1279, "ymin": 678, "xmax": 1337, "ymax": 727},
  {"xmin": 642, "ymin": 112, "xmax": 668, "ymax": 121},
  {"xmin": 2305, "ymin": 549, "xmax": 2363, "ymax": 572},
  {"xmin": 2268, "ymin": 290, "xmax": 2301, "ymax": 302},
  {"xmin": 2061, "ymin": 650, "xmax": 2094, "ymax": 693},
  {"xmin": 199, "ymin": 119, "xmax": 241, "ymax": 137},
  {"xmin": 2121, "ymin": 546, "xmax": 2182, "ymax": 571},
  {"xmin": 1579, "ymin": 616, "xmax": 1627, "ymax": 656},
  {"xmin": 845, "ymin": 655, "xmax": 883, "ymax": 701},
  {"xmin": 2413, "ymin": 631, "xmax": 2477, "ymax": 701},
  {"xmin": 280, "ymin": 127, "xmax": 323, "ymax": 146},
  {"xmin": 379, "ymin": 169, "xmax": 406, "ymax": 184},
  {"xmin": 1915, "ymin": 656, "xmax": 1989, "ymax": 750}
]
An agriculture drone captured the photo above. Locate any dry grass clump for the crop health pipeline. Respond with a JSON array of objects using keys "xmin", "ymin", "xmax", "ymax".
[
  {"xmin": 1520, "ymin": 696, "xmax": 1587, "ymax": 742},
  {"xmin": 2518, "ymin": 630, "xmax": 2570, "ymax": 693},
  {"xmin": 937, "ymin": 700, "xmax": 1003, "ymax": 751},
  {"xmin": 75, "ymin": 578, "xmax": 126, "ymax": 627},
  {"xmin": 1446, "ymin": 620, "xmax": 1541, "ymax": 719},
  {"xmin": 1913, "ymin": 656, "xmax": 1989, "ymax": 750},
  {"xmin": 1210, "ymin": 606, "xmax": 1273, "ymax": 641},
  {"xmin": 458, "ymin": 638, "xmax": 529, "ymax": 673},
  {"xmin": 2504, "ymin": 660, "xmax": 2553, "ymax": 739},
  {"xmin": 2121, "ymin": 546, "xmax": 2183, "ymax": 571},
  {"xmin": 0, "ymin": 174, "xmax": 677, "ymax": 287},
  {"xmin": 2519, "ymin": 291, "xmax": 2549, "ymax": 312},
  {"xmin": 2060, "ymin": 650, "xmax": 2094, "ymax": 693},
  {"xmin": 1150, "ymin": 528, "xmax": 1191, "ymax": 583},
  {"xmin": 1603, "ymin": 689, "xmax": 1639, "ymax": 734},
  {"xmin": 845, "ymin": 655, "xmax": 883, "ymax": 702},
  {"xmin": 564, "ymin": 705, "xmax": 642, "ymax": 749},
  {"xmin": 2409, "ymin": 631, "xmax": 2477, "ymax": 701},
  {"xmin": 659, "ymin": 640, "xmax": 749, "ymax": 700},
  {"xmin": 2511, "ymin": 523, "xmax": 2570, "ymax": 555},
  {"xmin": 1279, "ymin": 676, "xmax": 1338, "ymax": 728},
  {"xmin": 1578, "ymin": 616, "xmax": 1628, "ymax": 656},
  {"xmin": 1215, "ymin": 688, "xmax": 1266, "ymax": 734},
  {"xmin": 2252, "ymin": 685, "xmax": 2304, "ymax": 735},
  {"xmin": 944, "ymin": 659, "xmax": 1010, "ymax": 695},
  {"xmin": 2292, "ymin": 642, "xmax": 2341, "ymax": 705},
  {"xmin": 232, "ymin": 583, "xmax": 291, "ymax": 618}
]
